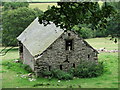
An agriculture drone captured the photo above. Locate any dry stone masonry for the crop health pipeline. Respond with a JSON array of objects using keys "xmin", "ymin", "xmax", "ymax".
[{"xmin": 17, "ymin": 17, "xmax": 98, "ymax": 77}]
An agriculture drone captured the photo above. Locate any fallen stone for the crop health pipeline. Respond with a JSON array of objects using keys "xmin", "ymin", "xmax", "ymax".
[
  {"xmin": 28, "ymin": 73, "xmax": 33, "ymax": 78},
  {"xmin": 14, "ymin": 60, "xmax": 19, "ymax": 63}
]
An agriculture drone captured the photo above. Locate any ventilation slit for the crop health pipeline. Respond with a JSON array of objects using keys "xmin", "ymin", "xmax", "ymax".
[
  {"xmin": 49, "ymin": 66, "xmax": 51, "ymax": 71},
  {"xmin": 73, "ymin": 63, "xmax": 75, "ymax": 68},
  {"xmin": 65, "ymin": 40, "xmax": 73, "ymax": 51},
  {"xmin": 88, "ymin": 54, "xmax": 90, "ymax": 58},
  {"xmin": 60, "ymin": 65, "xmax": 62, "ymax": 70}
]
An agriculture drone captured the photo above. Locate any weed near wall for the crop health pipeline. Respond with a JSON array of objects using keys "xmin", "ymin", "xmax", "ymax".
[
  {"xmin": 2, "ymin": 59, "xmax": 104, "ymax": 80},
  {"xmin": 73, "ymin": 61, "xmax": 104, "ymax": 78},
  {"xmin": 40, "ymin": 61, "xmax": 104, "ymax": 80}
]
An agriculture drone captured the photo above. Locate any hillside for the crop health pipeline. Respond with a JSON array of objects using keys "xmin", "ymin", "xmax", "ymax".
[{"xmin": 29, "ymin": 3, "xmax": 57, "ymax": 11}]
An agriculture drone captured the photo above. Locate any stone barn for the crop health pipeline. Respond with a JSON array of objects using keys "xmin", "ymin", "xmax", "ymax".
[{"xmin": 17, "ymin": 17, "xmax": 98, "ymax": 76}]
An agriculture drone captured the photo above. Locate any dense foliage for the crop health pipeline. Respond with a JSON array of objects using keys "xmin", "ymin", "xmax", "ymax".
[
  {"xmin": 40, "ymin": 61, "xmax": 104, "ymax": 80},
  {"xmin": 72, "ymin": 60, "xmax": 104, "ymax": 78},
  {"xmin": 2, "ymin": 2, "xmax": 119, "ymax": 47},
  {"xmin": 52, "ymin": 69, "xmax": 73, "ymax": 80},
  {"xmin": 73, "ymin": 25, "xmax": 108, "ymax": 38},
  {"xmin": 38, "ymin": 2, "xmax": 120, "ymax": 40},
  {"xmin": 41, "ymin": 69, "xmax": 73, "ymax": 80},
  {"xmin": 1, "ymin": 2, "xmax": 119, "ymax": 47},
  {"xmin": 39, "ymin": 2, "xmax": 115, "ymax": 32},
  {"xmin": 106, "ymin": 2, "xmax": 120, "ymax": 38},
  {"xmin": 3, "ymin": 2, "xmax": 29, "ymax": 11},
  {"xmin": 73, "ymin": 26, "xmax": 95, "ymax": 38},
  {"xmin": 2, "ymin": 7, "xmax": 43, "ymax": 46}
]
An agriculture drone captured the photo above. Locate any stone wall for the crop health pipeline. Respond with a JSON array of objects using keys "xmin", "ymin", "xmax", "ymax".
[
  {"xmin": 23, "ymin": 46, "xmax": 35, "ymax": 71},
  {"xmin": 34, "ymin": 31, "xmax": 98, "ymax": 75}
]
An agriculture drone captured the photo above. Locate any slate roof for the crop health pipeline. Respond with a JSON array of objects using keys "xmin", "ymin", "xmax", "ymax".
[
  {"xmin": 17, "ymin": 17, "xmax": 98, "ymax": 57},
  {"xmin": 17, "ymin": 17, "xmax": 64, "ymax": 56}
]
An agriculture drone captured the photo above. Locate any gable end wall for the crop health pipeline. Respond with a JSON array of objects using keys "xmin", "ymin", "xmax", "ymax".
[{"xmin": 35, "ymin": 31, "xmax": 98, "ymax": 74}]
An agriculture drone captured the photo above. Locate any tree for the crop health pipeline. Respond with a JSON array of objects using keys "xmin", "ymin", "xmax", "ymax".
[
  {"xmin": 2, "ymin": 7, "xmax": 43, "ymax": 46},
  {"xmin": 38, "ymin": 2, "xmax": 116, "ymax": 35},
  {"xmin": 106, "ymin": 2, "xmax": 120, "ymax": 38},
  {"xmin": 3, "ymin": 2, "xmax": 29, "ymax": 11}
]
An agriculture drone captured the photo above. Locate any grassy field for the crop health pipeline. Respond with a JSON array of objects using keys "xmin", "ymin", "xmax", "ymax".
[
  {"xmin": 1, "ymin": 38, "xmax": 119, "ymax": 88},
  {"xmin": 29, "ymin": 3, "xmax": 57, "ymax": 11},
  {"xmin": 1, "ymin": 3, "xmax": 57, "ymax": 12},
  {"xmin": 85, "ymin": 37, "xmax": 118, "ymax": 50}
]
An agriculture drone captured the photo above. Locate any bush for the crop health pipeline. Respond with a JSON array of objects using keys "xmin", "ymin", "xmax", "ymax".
[
  {"xmin": 51, "ymin": 69, "xmax": 73, "ymax": 80},
  {"xmin": 73, "ymin": 26, "xmax": 94, "ymax": 39},
  {"xmin": 94, "ymin": 29, "xmax": 108, "ymax": 37},
  {"xmin": 79, "ymin": 27, "xmax": 94, "ymax": 39},
  {"xmin": 73, "ymin": 60, "xmax": 104, "ymax": 78},
  {"xmin": 21, "ymin": 64, "xmax": 33, "ymax": 73},
  {"xmin": 68, "ymin": 68, "xmax": 75, "ymax": 75},
  {"xmin": 2, "ymin": 62, "xmax": 12, "ymax": 69},
  {"xmin": 41, "ymin": 69, "xmax": 73, "ymax": 80},
  {"xmin": 40, "ymin": 60, "xmax": 104, "ymax": 79},
  {"xmin": 41, "ymin": 70, "xmax": 52, "ymax": 77}
]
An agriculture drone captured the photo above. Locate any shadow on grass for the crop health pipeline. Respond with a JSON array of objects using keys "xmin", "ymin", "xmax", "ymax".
[
  {"xmin": 9, "ymin": 48, "xmax": 18, "ymax": 52},
  {"xmin": 0, "ymin": 47, "xmax": 18, "ymax": 52}
]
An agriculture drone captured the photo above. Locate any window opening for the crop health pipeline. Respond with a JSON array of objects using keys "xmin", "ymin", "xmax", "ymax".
[
  {"xmin": 68, "ymin": 33, "xmax": 71, "ymax": 36},
  {"xmin": 82, "ymin": 48, "xmax": 85, "ymax": 50},
  {"xmin": 49, "ymin": 66, "xmax": 51, "ymax": 71},
  {"xmin": 88, "ymin": 54, "xmax": 90, "ymax": 58},
  {"xmin": 60, "ymin": 65, "xmax": 62, "ymax": 70},
  {"xmin": 73, "ymin": 63, "xmax": 75, "ymax": 68},
  {"xmin": 65, "ymin": 40, "xmax": 73, "ymax": 51}
]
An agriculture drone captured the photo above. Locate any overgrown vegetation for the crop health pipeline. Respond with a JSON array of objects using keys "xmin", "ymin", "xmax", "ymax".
[
  {"xmin": 1, "ymin": 2, "xmax": 119, "ymax": 47},
  {"xmin": 3, "ymin": 2, "xmax": 29, "ymax": 11},
  {"xmin": 21, "ymin": 64, "xmax": 33, "ymax": 73},
  {"xmin": 2, "ymin": 60, "xmax": 33, "ymax": 73},
  {"xmin": 41, "ymin": 69, "xmax": 73, "ymax": 80},
  {"xmin": 72, "ymin": 61, "xmax": 104, "ymax": 78},
  {"xmin": 2, "ymin": 59, "xmax": 104, "ymax": 80},
  {"xmin": 1, "ymin": 38, "xmax": 118, "ymax": 88},
  {"xmin": 40, "ymin": 60, "xmax": 104, "ymax": 80}
]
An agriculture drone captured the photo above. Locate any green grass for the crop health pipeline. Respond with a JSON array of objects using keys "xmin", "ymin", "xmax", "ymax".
[
  {"xmin": 29, "ymin": 3, "xmax": 57, "ymax": 11},
  {"xmin": 85, "ymin": 37, "xmax": 118, "ymax": 50},
  {"xmin": 1, "ymin": 47, "xmax": 19, "ymax": 61},
  {"xmin": 1, "ymin": 38, "xmax": 118, "ymax": 88}
]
